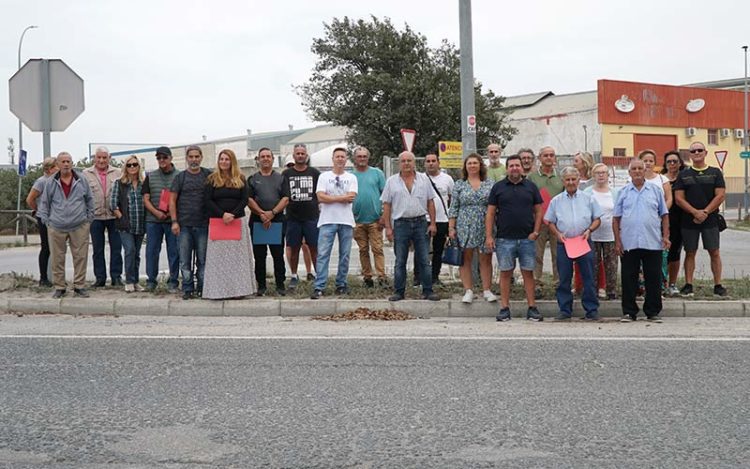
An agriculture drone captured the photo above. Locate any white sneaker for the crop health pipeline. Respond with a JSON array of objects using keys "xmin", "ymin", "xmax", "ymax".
[
  {"xmin": 462, "ymin": 289, "xmax": 474, "ymax": 304},
  {"xmin": 598, "ymin": 288, "xmax": 607, "ymax": 299},
  {"xmin": 133, "ymin": 283, "xmax": 145, "ymax": 292},
  {"xmin": 483, "ymin": 290, "xmax": 498, "ymax": 302},
  {"xmin": 124, "ymin": 284, "xmax": 135, "ymax": 293},
  {"xmin": 668, "ymin": 285, "xmax": 679, "ymax": 297}
]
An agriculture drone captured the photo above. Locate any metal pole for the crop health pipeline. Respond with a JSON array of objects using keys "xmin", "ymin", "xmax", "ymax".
[
  {"xmin": 743, "ymin": 45, "xmax": 748, "ymax": 219},
  {"xmin": 16, "ymin": 25, "xmax": 38, "ymax": 236},
  {"xmin": 459, "ymin": 0, "xmax": 476, "ymax": 159},
  {"xmin": 583, "ymin": 125, "xmax": 588, "ymax": 152}
]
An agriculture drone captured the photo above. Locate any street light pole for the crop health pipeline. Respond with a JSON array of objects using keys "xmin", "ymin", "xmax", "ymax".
[
  {"xmin": 16, "ymin": 25, "xmax": 38, "ymax": 236},
  {"xmin": 743, "ymin": 45, "xmax": 748, "ymax": 219},
  {"xmin": 17, "ymin": 25, "xmax": 38, "ymax": 165},
  {"xmin": 459, "ymin": 0, "xmax": 476, "ymax": 159}
]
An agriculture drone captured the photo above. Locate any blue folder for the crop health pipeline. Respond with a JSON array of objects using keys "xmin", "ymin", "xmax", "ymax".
[{"xmin": 252, "ymin": 222, "xmax": 283, "ymax": 245}]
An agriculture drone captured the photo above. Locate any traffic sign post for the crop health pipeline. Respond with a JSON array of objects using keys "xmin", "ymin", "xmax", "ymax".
[
  {"xmin": 18, "ymin": 149, "xmax": 27, "ymax": 176},
  {"xmin": 740, "ymin": 151, "xmax": 750, "ymax": 159},
  {"xmin": 9, "ymin": 58, "xmax": 85, "ymax": 159},
  {"xmin": 400, "ymin": 129, "xmax": 416, "ymax": 153},
  {"xmin": 714, "ymin": 151, "xmax": 727, "ymax": 169}
]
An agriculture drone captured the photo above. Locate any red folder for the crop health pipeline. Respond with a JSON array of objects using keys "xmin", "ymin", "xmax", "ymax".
[
  {"xmin": 158, "ymin": 188, "xmax": 172, "ymax": 212},
  {"xmin": 540, "ymin": 188, "xmax": 552, "ymax": 225},
  {"xmin": 563, "ymin": 236, "xmax": 591, "ymax": 259},
  {"xmin": 209, "ymin": 218, "xmax": 242, "ymax": 241}
]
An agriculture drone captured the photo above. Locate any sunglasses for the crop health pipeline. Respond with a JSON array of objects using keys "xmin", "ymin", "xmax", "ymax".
[
  {"xmin": 666, "ymin": 159, "xmax": 680, "ymax": 164},
  {"xmin": 689, "ymin": 149, "xmax": 705, "ymax": 154},
  {"xmin": 126, "ymin": 163, "xmax": 139, "ymax": 168}
]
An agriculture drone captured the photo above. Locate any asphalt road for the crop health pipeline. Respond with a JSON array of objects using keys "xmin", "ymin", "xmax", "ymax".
[
  {"xmin": 1, "ymin": 316, "xmax": 748, "ymax": 467},
  {"xmin": 2, "ymin": 226, "xmax": 750, "ymax": 282}
]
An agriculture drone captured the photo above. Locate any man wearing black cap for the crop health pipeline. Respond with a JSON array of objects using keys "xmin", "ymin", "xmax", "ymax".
[{"xmin": 142, "ymin": 146, "xmax": 181, "ymax": 292}]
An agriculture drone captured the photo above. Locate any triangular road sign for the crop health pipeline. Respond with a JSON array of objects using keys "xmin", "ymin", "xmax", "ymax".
[
  {"xmin": 400, "ymin": 129, "xmax": 416, "ymax": 152},
  {"xmin": 714, "ymin": 151, "xmax": 728, "ymax": 169}
]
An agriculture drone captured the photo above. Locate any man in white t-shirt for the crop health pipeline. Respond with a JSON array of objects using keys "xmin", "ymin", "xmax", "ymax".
[
  {"xmin": 310, "ymin": 147, "xmax": 358, "ymax": 299},
  {"xmin": 414, "ymin": 153, "xmax": 454, "ymax": 285}
]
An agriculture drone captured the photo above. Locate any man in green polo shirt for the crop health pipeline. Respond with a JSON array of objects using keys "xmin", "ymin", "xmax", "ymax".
[
  {"xmin": 527, "ymin": 146, "xmax": 564, "ymax": 297},
  {"xmin": 486, "ymin": 143, "xmax": 507, "ymax": 182}
]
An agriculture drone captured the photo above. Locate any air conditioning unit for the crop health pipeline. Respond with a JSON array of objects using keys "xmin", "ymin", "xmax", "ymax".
[
  {"xmin": 686, "ymin": 127, "xmax": 697, "ymax": 137},
  {"xmin": 736, "ymin": 129, "xmax": 746, "ymax": 139},
  {"xmin": 720, "ymin": 128, "xmax": 731, "ymax": 138}
]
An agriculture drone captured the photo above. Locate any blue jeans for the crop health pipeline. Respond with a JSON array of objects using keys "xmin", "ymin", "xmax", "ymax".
[
  {"xmin": 313, "ymin": 224, "xmax": 353, "ymax": 291},
  {"xmin": 393, "ymin": 217, "xmax": 432, "ymax": 296},
  {"xmin": 556, "ymin": 242, "xmax": 598, "ymax": 318},
  {"xmin": 90, "ymin": 219, "xmax": 123, "ymax": 283},
  {"xmin": 145, "ymin": 222, "xmax": 179, "ymax": 288},
  {"xmin": 179, "ymin": 226, "xmax": 208, "ymax": 294},
  {"xmin": 119, "ymin": 231, "xmax": 144, "ymax": 285}
]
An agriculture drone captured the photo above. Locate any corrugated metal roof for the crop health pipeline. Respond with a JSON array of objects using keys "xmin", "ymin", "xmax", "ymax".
[
  {"xmin": 504, "ymin": 91, "xmax": 554, "ymax": 109},
  {"xmin": 507, "ymin": 90, "xmax": 597, "ymax": 120},
  {"xmin": 683, "ymin": 77, "xmax": 747, "ymax": 90},
  {"xmin": 286, "ymin": 125, "xmax": 348, "ymax": 144}
]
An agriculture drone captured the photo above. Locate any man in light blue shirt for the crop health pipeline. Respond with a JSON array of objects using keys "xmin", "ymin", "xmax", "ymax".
[
  {"xmin": 544, "ymin": 167, "xmax": 602, "ymax": 320},
  {"xmin": 613, "ymin": 158, "xmax": 670, "ymax": 322},
  {"xmin": 352, "ymin": 146, "xmax": 387, "ymax": 288}
]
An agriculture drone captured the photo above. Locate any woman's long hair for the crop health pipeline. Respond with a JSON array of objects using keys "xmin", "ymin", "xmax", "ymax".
[
  {"xmin": 208, "ymin": 149, "xmax": 245, "ymax": 188},
  {"xmin": 461, "ymin": 153, "xmax": 487, "ymax": 181},
  {"xmin": 119, "ymin": 155, "xmax": 143, "ymax": 184}
]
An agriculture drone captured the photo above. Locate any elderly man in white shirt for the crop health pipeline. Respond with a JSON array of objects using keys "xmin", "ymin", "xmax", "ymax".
[{"xmin": 381, "ymin": 151, "xmax": 440, "ymax": 302}]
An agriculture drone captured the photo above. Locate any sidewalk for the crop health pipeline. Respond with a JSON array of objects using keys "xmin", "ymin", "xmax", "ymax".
[{"xmin": 1, "ymin": 295, "xmax": 747, "ymax": 318}]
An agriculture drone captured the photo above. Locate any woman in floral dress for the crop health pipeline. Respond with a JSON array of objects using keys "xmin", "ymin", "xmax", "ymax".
[{"xmin": 448, "ymin": 153, "xmax": 497, "ymax": 304}]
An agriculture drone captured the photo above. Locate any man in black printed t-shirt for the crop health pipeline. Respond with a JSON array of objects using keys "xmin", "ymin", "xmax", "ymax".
[
  {"xmin": 282, "ymin": 143, "xmax": 320, "ymax": 290},
  {"xmin": 673, "ymin": 141, "xmax": 727, "ymax": 297}
]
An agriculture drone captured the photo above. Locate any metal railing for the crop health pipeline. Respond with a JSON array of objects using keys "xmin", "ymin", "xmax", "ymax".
[{"xmin": 0, "ymin": 210, "xmax": 36, "ymax": 244}]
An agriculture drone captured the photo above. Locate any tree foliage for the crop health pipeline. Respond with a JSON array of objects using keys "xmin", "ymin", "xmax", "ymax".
[{"xmin": 297, "ymin": 16, "xmax": 517, "ymax": 166}]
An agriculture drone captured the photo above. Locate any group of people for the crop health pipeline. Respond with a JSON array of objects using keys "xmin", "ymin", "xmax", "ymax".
[{"xmin": 27, "ymin": 140, "xmax": 726, "ymax": 321}]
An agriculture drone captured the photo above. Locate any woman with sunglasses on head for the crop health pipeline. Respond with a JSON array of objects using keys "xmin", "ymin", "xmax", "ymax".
[
  {"xmin": 110, "ymin": 155, "xmax": 146, "ymax": 292},
  {"xmin": 661, "ymin": 151, "xmax": 687, "ymax": 296}
]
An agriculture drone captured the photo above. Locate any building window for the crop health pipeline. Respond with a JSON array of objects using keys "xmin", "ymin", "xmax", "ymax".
[
  {"xmin": 707, "ymin": 129, "xmax": 718, "ymax": 145},
  {"xmin": 613, "ymin": 148, "xmax": 626, "ymax": 157}
]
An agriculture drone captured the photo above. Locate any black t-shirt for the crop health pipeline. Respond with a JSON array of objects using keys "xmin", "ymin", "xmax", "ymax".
[
  {"xmin": 204, "ymin": 179, "xmax": 250, "ymax": 219},
  {"xmin": 171, "ymin": 168, "xmax": 211, "ymax": 227},
  {"xmin": 673, "ymin": 166, "xmax": 725, "ymax": 229},
  {"xmin": 487, "ymin": 177, "xmax": 543, "ymax": 239},
  {"xmin": 282, "ymin": 166, "xmax": 320, "ymax": 221},
  {"xmin": 667, "ymin": 178, "xmax": 683, "ymax": 228},
  {"xmin": 248, "ymin": 171, "xmax": 289, "ymax": 223}
]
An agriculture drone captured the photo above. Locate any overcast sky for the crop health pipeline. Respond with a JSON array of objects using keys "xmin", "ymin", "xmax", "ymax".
[{"xmin": 1, "ymin": 0, "xmax": 748, "ymax": 164}]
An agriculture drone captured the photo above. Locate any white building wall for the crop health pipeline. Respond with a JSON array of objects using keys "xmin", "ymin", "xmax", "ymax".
[{"xmin": 505, "ymin": 109, "xmax": 601, "ymax": 158}]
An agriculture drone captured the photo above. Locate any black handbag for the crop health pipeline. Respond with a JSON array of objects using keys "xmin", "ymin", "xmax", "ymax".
[
  {"xmin": 441, "ymin": 239, "xmax": 463, "ymax": 266},
  {"xmin": 717, "ymin": 213, "xmax": 727, "ymax": 232}
]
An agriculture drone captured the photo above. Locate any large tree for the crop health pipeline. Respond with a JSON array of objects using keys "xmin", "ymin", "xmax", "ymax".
[{"xmin": 297, "ymin": 16, "xmax": 517, "ymax": 167}]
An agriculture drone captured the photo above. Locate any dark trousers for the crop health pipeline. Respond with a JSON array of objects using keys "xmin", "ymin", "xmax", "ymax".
[
  {"xmin": 414, "ymin": 221, "xmax": 448, "ymax": 282},
  {"xmin": 621, "ymin": 249, "xmax": 663, "ymax": 318},
  {"xmin": 90, "ymin": 219, "xmax": 123, "ymax": 283},
  {"xmin": 253, "ymin": 243, "xmax": 286, "ymax": 290},
  {"xmin": 36, "ymin": 217, "xmax": 51, "ymax": 282}
]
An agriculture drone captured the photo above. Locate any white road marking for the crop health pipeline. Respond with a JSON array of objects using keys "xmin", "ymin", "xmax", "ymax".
[{"xmin": 0, "ymin": 334, "xmax": 748, "ymax": 341}]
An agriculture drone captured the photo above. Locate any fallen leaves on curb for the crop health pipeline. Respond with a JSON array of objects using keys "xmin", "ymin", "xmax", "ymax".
[{"xmin": 312, "ymin": 307, "xmax": 416, "ymax": 321}]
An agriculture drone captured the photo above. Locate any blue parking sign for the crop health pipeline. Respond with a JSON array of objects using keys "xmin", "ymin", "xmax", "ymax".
[{"xmin": 18, "ymin": 150, "xmax": 27, "ymax": 176}]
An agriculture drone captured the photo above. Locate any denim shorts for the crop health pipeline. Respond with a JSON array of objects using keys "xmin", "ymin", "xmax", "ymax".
[{"xmin": 495, "ymin": 238, "xmax": 536, "ymax": 271}]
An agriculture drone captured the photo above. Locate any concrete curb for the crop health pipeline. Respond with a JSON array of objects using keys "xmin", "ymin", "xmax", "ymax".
[{"xmin": 0, "ymin": 297, "xmax": 746, "ymax": 318}]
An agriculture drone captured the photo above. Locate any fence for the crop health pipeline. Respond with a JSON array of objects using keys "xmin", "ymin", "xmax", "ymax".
[{"xmin": 0, "ymin": 210, "xmax": 36, "ymax": 243}]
